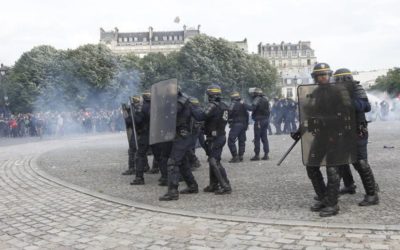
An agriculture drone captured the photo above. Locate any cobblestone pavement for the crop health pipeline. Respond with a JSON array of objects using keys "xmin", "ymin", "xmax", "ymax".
[
  {"xmin": 0, "ymin": 123, "xmax": 398, "ymax": 249},
  {"xmin": 39, "ymin": 121, "xmax": 400, "ymax": 226}
]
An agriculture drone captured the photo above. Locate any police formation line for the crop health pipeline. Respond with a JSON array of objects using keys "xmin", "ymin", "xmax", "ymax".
[{"xmin": 121, "ymin": 63, "xmax": 379, "ymax": 218}]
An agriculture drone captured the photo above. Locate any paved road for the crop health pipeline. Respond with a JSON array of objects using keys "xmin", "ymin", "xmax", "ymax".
[
  {"xmin": 38, "ymin": 121, "xmax": 400, "ymax": 226},
  {"xmin": 0, "ymin": 123, "xmax": 398, "ymax": 249}
]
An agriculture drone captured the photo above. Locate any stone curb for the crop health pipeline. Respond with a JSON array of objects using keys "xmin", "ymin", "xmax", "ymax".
[{"xmin": 30, "ymin": 156, "xmax": 400, "ymax": 231}]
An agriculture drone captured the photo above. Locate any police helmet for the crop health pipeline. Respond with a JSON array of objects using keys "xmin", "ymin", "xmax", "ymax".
[
  {"xmin": 230, "ymin": 91, "xmax": 241, "ymax": 101},
  {"xmin": 189, "ymin": 97, "xmax": 200, "ymax": 106},
  {"xmin": 311, "ymin": 63, "xmax": 333, "ymax": 79},
  {"xmin": 206, "ymin": 84, "xmax": 222, "ymax": 99},
  {"xmin": 142, "ymin": 90, "xmax": 151, "ymax": 101},
  {"xmin": 333, "ymin": 68, "xmax": 354, "ymax": 82},
  {"xmin": 248, "ymin": 87, "xmax": 263, "ymax": 97},
  {"xmin": 131, "ymin": 95, "xmax": 141, "ymax": 104}
]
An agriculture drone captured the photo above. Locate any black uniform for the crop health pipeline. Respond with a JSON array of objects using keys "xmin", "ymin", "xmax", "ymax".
[
  {"xmin": 193, "ymin": 99, "xmax": 232, "ymax": 194},
  {"xmin": 123, "ymin": 106, "xmax": 136, "ymax": 175},
  {"xmin": 159, "ymin": 93, "xmax": 199, "ymax": 201},
  {"xmin": 338, "ymin": 81, "xmax": 379, "ymax": 206},
  {"xmin": 227, "ymin": 99, "xmax": 248, "ymax": 162},
  {"xmin": 248, "ymin": 94, "xmax": 270, "ymax": 160},
  {"xmin": 131, "ymin": 99, "xmax": 151, "ymax": 185}
]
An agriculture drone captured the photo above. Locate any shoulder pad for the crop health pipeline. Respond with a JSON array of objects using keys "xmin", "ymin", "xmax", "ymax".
[
  {"xmin": 178, "ymin": 95, "xmax": 189, "ymax": 105},
  {"xmin": 354, "ymin": 84, "xmax": 368, "ymax": 99}
]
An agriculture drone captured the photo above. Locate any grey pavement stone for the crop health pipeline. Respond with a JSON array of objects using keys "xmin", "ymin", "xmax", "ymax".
[{"xmin": 0, "ymin": 127, "xmax": 398, "ymax": 249}]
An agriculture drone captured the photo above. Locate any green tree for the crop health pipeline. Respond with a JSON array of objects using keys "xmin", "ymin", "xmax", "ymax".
[
  {"xmin": 371, "ymin": 68, "xmax": 400, "ymax": 96},
  {"xmin": 5, "ymin": 45, "xmax": 61, "ymax": 113},
  {"xmin": 176, "ymin": 35, "xmax": 277, "ymax": 99}
]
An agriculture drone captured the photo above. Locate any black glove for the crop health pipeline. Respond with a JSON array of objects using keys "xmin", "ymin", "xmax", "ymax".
[{"xmin": 290, "ymin": 131, "xmax": 301, "ymax": 141}]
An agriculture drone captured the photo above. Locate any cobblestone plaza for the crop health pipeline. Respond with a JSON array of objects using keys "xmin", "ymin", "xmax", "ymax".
[{"xmin": 1, "ymin": 121, "xmax": 400, "ymax": 249}]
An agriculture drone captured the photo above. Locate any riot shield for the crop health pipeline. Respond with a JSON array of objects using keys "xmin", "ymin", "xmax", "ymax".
[
  {"xmin": 121, "ymin": 103, "xmax": 133, "ymax": 143},
  {"xmin": 149, "ymin": 79, "xmax": 178, "ymax": 145},
  {"xmin": 129, "ymin": 97, "xmax": 139, "ymax": 150},
  {"xmin": 297, "ymin": 83, "xmax": 358, "ymax": 167}
]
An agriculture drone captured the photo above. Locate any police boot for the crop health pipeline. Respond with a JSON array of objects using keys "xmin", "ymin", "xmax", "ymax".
[
  {"xmin": 212, "ymin": 160, "xmax": 232, "ymax": 195},
  {"xmin": 204, "ymin": 162, "xmax": 219, "ymax": 192},
  {"xmin": 340, "ymin": 184, "xmax": 357, "ymax": 195},
  {"xmin": 130, "ymin": 177, "xmax": 144, "ymax": 185},
  {"xmin": 319, "ymin": 166, "xmax": 340, "ymax": 216},
  {"xmin": 215, "ymin": 184, "xmax": 232, "ymax": 195},
  {"xmin": 239, "ymin": 155, "xmax": 244, "ymax": 162},
  {"xmin": 359, "ymin": 194, "xmax": 379, "ymax": 206},
  {"xmin": 353, "ymin": 160, "xmax": 379, "ymax": 206},
  {"xmin": 250, "ymin": 154, "xmax": 260, "ymax": 161},
  {"xmin": 180, "ymin": 181, "xmax": 199, "ymax": 194},
  {"xmin": 159, "ymin": 187, "xmax": 179, "ymax": 201},
  {"xmin": 262, "ymin": 154, "xmax": 270, "ymax": 160},
  {"xmin": 123, "ymin": 149, "xmax": 136, "ymax": 175},
  {"xmin": 306, "ymin": 166, "xmax": 327, "ymax": 212},
  {"xmin": 229, "ymin": 155, "xmax": 240, "ymax": 163},
  {"xmin": 122, "ymin": 168, "xmax": 135, "ymax": 175},
  {"xmin": 319, "ymin": 205, "xmax": 339, "ymax": 217}
]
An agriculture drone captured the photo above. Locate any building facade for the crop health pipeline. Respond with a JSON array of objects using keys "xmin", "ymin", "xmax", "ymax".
[
  {"xmin": 258, "ymin": 41, "xmax": 317, "ymax": 99},
  {"xmin": 100, "ymin": 25, "xmax": 200, "ymax": 57}
]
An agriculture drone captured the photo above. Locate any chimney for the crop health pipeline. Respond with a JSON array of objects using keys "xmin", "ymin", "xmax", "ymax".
[{"xmin": 149, "ymin": 26, "xmax": 153, "ymax": 39}]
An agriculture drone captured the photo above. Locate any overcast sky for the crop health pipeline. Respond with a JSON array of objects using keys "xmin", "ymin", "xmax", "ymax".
[{"xmin": 1, "ymin": 0, "xmax": 399, "ymax": 71}]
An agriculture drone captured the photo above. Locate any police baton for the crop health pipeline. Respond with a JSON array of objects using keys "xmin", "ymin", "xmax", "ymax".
[{"xmin": 277, "ymin": 138, "xmax": 300, "ymax": 166}]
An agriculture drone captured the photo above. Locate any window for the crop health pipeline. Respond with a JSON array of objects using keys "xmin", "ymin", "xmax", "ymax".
[
  {"xmin": 129, "ymin": 37, "xmax": 133, "ymax": 42},
  {"xmin": 307, "ymin": 59, "xmax": 311, "ymax": 65},
  {"xmin": 163, "ymin": 36, "xmax": 167, "ymax": 41},
  {"xmin": 143, "ymin": 37, "xmax": 147, "ymax": 42},
  {"xmin": 118, "ymin": 37, "xmax": 122, "ymax": 42},
  {"xmin": 154, "ymin": 36, "xmax": 158, "ymax": 41},
  {"xmin": 134, "ymin": 37, "xmax": 138, "ymax": 42},
  {"xmin": 174, "ymin": 35, "xmax": 178, "ymax": 40},
  {"xmin": 123, "ymin": 37, "xmax": 128, "ymax": 42},
  {"xmin": 179, "ymin": 35, "xmax": 183, "ymax": 40},
  {"xmin": 169, "ymin": 36, "xmax": 173, "ymax": 40}
]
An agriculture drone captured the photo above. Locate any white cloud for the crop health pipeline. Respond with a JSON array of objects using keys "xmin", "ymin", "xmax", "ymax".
[{"xmin": 0, "ymin": 0, "xmax": 399, "ymax": 70}]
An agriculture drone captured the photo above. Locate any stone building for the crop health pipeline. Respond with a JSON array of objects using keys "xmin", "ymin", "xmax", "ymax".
[
  {"xmin": 258, "ymin": 41, "xmax": 317, "ymax": 99},
  {"xmin": 233, "ymin": 38, "xmax": 248, "ymax": 53},
  {"xmin": 100, "ymin": 25, "xmax": 201, "ymax": 57}
]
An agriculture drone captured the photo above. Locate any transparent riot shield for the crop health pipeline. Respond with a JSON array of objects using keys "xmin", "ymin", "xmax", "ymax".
[
  {"xmin": 121, "ymin": 103, "xmax": 133, "ymax": 144},
  {"xmin": 128, "ymin": 98, "xmax": 139, "ymax": 150},
  {"xmin": 149, "ymin": 79, "xmax": 178, "ymax": 145},
  {"xmin": 297, "ymin": 83, "xmax": 358, "ymax": 166}
]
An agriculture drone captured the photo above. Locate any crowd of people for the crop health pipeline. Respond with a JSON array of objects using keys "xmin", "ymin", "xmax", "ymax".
[{"xmin": 0, "ymin": 109, "xmax": 125, "ymax": 138}]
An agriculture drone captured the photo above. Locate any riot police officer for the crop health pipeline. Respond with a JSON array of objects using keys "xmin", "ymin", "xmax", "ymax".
[
  {"xmin": 291, "ymin": 63, "xmax": 342, "ymax": 217},
  {"xmin": 121, "ymin": 95, "xmax": 141, "ymax": 175},
  {"xmin": 130, "ymin": 90, "xmax": 152, "ymax": 185},
  {"xmin": 247, "ymin": 87, "xmax": 270, "ymax": 161},
  {"xmin": 192, "ymin": 84, "xmax": 232, "ymax": 195},
  {"xmin": 159, "ymin": 89, "xmax": 199, "ymax": 201},
  {"xmin": 187, "ymin": 97, "xmax": 203, "ymax": 170},
  {"xmin": 333, "ymin": 68, "xmax": 379, "ymax": 206},
  {"xmin": 227, "ymin": 91, "xmax": 249, "ymax": 163}
]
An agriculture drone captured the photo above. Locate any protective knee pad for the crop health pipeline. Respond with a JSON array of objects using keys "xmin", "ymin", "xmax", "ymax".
[
  {"xmin": 306, "ymin": 166, "xmax": 323, "ymax": 180},
  {"xmin": 354, "ymin": 159, "xmax": 376, "ymax": 195}
]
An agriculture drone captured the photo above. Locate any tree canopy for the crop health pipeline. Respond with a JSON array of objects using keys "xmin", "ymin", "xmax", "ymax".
[
  {"xmin": 3, "ymin": 34, "xmax": 278, "ymax": 113},
  {"xmin": 371, "ymin": 68, "xmax": 400, "ymax": 97}
]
